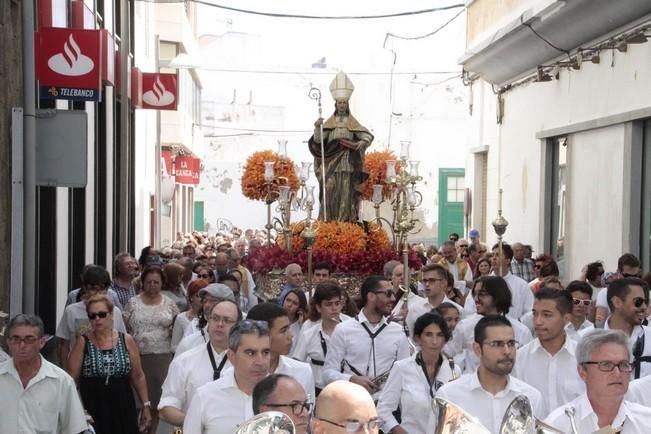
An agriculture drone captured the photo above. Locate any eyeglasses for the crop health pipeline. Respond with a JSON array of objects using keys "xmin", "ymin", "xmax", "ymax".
[
  {"xmin": 572, "ymin": 298, "xmax": 591, "ymax": 306},
  {"xmin": 632, "ymin": 297, "xmax": 649, "ymax": 308},
  {"xmin": 88, "ymin": 311, "xmax": 109, "ymax": 320},
  {"xmin": 482, "ymin": 340, "xmax": 518, "ymax": 349},
  {"xmin": 317, "ymin": 416, "xmax": 384, "ymax": 433},
  {"xmin": 210, "ymin": 315, "xmax": 237, "ymax": 325},
  {"xmin": 265, "ymin": 401, "xmax": 313, "ymax": 416},
  {"xmin": 583, "ymin": 360, "xmax": 633, "ymax": 372},
  {"xmin": 8, "ymin": 335, "xmax": 41, "ymax": 345},
  {"xmin": 422, "ymin": 277, "xmax": 445, "ymax": 284}
]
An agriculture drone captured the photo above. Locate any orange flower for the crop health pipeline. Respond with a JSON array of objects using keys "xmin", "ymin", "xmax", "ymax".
[
  {"xmin": 367, "ymin": 222, "xmax": 391, "ymax": 251},
  {"xmin": 241, "ymin": 151, "xmax": 300, "ymax": 201},
  {"xmin": 360, "ymin": 150, "xmax": 401, "ymax": 200},
  {"xmin": 278, "ymin": 221, "xmax": 368, "ymax": 255}
]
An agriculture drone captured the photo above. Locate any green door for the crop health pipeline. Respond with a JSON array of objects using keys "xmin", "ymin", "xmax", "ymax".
[
  {"xmin": 194, "ymin": 201, "xmax": 204, "ymax": 231},
  {"xmin": 438, "ymin": 168, "xmax": 465, "ymax": 243}
]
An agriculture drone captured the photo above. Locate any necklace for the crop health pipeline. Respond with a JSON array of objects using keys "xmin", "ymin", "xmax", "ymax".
[{"xmin": 95, "ymin": 331, "xmax": 116, "ymax": 386}]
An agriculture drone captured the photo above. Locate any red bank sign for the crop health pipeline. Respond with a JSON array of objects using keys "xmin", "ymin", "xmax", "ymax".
[
  {"xmin": 174, "ymin": 156, "xmax": 201, "ymax": 185},
  {"xmin": 37, "ymin": 27, "xmax": 102, "ymax": 101},
  {"xmin": 141, "ymin": 72, "xmax": 178, "ymax": 111}
]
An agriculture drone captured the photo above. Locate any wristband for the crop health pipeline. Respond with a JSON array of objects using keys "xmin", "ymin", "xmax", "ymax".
[{"xmin": 143, "ymin": 401, "xmax": 151, "ymax": 407}]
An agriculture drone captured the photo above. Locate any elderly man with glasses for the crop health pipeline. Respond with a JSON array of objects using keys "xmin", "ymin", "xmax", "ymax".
[
  {"xmin": 183, "ymin": 319, "xmax": 271, "ymax": 434},
  {"xmin": 312, "ymin": 380, "xmax": 382, "ymax": 434},
  {"xmin": 545, "ymin": 329, "xmax": 651, "ymax": 433},
  {"xmin": 253, "ymin": 374, "xmax": 311, "ymax": 434}
]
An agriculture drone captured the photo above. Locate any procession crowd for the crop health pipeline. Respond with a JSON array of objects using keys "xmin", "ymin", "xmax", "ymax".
[{"xmin": 3, "ymin": 227, "xmax": 651, "ymax": 434}]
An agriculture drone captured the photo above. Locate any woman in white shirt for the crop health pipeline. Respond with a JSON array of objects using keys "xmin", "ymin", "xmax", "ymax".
[
  {"xmin": 377, "ymin": 312, "xmax": 461, "ymax": 434},
  {"xmin": 282, "ymin": 289, "xmax": 308, "ymax": 355},
  {"xmin": 291, "ymin": 282, "xmax": 345, "ymax": 395}
]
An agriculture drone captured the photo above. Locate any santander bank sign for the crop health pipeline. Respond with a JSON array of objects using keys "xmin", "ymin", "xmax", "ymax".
[
  {"xmin": 141, "ymin": 73, "xmax": 178, "ymax": 111},
  {"xmin": 37, "ymin": 28, "xmax": 102, "ymax": 101}
]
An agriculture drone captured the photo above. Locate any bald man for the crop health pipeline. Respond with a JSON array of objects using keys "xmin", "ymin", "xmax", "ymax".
[{"xmin": 311, "ymin": 381, "xmax": 382, "ymax": 434}]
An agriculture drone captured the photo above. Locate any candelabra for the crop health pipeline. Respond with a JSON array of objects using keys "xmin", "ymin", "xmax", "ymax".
[
  {"xmin": 492, "ymin": 189, "xmax": 509, "ymax": 277},
  {"xmin": 300, "ymin": 190, "xmax": 317, "ymax": 292},
  {"xmin": 372, "ymin": 141, "xmax": 423, "ymax": 302}
]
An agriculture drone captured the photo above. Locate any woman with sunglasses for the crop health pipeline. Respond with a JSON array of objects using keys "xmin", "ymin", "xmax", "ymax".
[
  {"xmin": 67, "ymin": 295, "xmax": 151, "ymax": 434},
  {"xmin": 376, "ymin": 312, "xmax": 461, "ymax": 434}
]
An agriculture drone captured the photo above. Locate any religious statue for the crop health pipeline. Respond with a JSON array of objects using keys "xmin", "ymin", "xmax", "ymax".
[{"xmin": 308, "ymin": 72, "xmax": 374, "ymax": 223}]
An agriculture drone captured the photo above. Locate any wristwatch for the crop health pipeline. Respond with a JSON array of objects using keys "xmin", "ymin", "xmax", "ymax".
[{"xmin": 143, "ymin": 401, "xmax": 151, "ymax": 407}]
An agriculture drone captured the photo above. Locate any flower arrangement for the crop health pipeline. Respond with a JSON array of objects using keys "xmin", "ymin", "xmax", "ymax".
[
  {"xmin": 248, "ymin": 243, "xmax": 422, "ymax": 277},
  {"xmin": 252, "ymin": 220, "xmax": 421, "ymax": 276},
  {"xmin": 241, "ymin": 150, "xmax": 300, "ymax": 201},
  {"xmin": 360, "ymin": 150, "xmax": 402, "ymax": 200}
]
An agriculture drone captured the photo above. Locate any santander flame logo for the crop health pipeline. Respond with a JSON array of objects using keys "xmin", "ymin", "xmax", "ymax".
[
  {"xmin": 47, "ymin": 34, "xmax": 95, "ymax": 76},
  {"xmin": 143, "ymin": 75, "xmax": 176, "ymax": 106}
]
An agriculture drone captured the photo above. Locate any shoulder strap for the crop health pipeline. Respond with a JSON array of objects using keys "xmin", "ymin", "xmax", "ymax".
[
  {"xmin": 360, "ymin": 322, "xmax": 388, "ymax": 339},
  {"xmin": 633, "ymin": 332, "xmax": 651, "ymax": 379},
  {"xmin": 207, "ymin": 342, "xmax": 228, "ymax": 381}
]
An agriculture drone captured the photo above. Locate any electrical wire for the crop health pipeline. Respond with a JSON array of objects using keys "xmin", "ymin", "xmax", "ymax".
[
  {"xmin": 520, "ymin": 15, "xmax": 571, "ymax": 60},
  {"xmin": 385, "ymin": 9, "xmax": 464, "ymax": 40},
  {"xmin": 186, "ymin": 67, "xmax": 461, "ymax": 75},
  {"xmin": 135, "ymin": 0, "xmax": 465, "ymax": 20}
]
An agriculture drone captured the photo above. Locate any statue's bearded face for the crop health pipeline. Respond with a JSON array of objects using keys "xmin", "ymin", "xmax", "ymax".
[{"xmin": 335, "ymin": 99, "xmax": 349, "ymax": 114}]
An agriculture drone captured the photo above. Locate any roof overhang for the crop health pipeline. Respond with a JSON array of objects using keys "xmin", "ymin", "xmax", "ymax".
[{"xmin": 460, "ymin": 0, "xmax": 651, "ymax": 86}]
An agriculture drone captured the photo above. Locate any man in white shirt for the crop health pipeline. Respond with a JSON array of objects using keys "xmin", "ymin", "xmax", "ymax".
[
  {"xmin": 405, "ymin": 264, "xmax": 463, "ymax": 338},
  {"xmin": 594, "ymin": 254, "xmax": 642, "ymax": 323},
  {"xmin": 246, "ymin": 303, "xmax": 316, "ymax": 399},
  {"xmin": 183, "ymin": 319, "xmax": 271, "ymax": 434},
  {"xmin": 323, "ymin": 275, "xmax": 411, "ymax": 399},
  {"xmin": 545, "ymin": 329, "xmax": 651, "ymax": 433},
  {"xmin": 159, "ymin": 299, "xmax": 242, "ymax": 427},
  {"xmin": 463, "ymin": 243, "xmax": 534, "ymax": 320},
  {"xmin": 437, "ymin": 315, "xmax": 544, "ymax": 433},
  {"xmin": 0, "ymin": 314, "xmax": 89, "ymax": 434},
  {"xmin": 513, "ymin": 288, "xmax": 585, "ymax": 414},
  {"xmin": 448, "ymin": 276, "xmax": 532, "ymax": 373},
  {"xmin": 252, "ymin": 374, "xmax": 310, "ymax": 434},
  {"xmin": 565, "ymin": 281, "xmax": 594, "ymax": 339},
  {"xmin": 581, "ymin": 278, "xmax": 651, "ymax": 379}
]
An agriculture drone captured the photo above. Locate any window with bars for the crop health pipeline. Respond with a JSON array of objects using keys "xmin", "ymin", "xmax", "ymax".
[{"xmin": 447, "ymin": 176, "xmax": 465, "ymax": 203}]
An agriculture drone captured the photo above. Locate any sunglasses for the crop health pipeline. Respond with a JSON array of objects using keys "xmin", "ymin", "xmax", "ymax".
[
  {"xmin": 633, "ymin": 297, "xmax": 649, "ymax": 308},
  {"xmin": 572, "ymin": 298, "xmax": 591, "ymax": 307},
  {"xmin": 88, "ymin": 311, "xmax": 109, "ymax": 320}
]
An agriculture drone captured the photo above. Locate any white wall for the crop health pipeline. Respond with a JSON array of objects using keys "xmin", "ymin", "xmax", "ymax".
[{"xmin": 469, "ymin": 40, "xmax": 651, "ymax": 278}]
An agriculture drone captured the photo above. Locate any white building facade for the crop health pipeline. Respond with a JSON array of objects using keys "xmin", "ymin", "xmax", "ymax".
[{"xmin": 462, "ymin": 0, "xmax": 651, "ymax": 277}]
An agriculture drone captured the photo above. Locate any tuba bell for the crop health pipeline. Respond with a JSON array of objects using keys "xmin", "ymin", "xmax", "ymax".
[
  {"xmin": 434, "ymin": 398, "xmax": 491, "ymax": 434},
  {"xmin": 236, "ymin": 411, "xmax": 295, "ymax": 434},
  {"xmin": 499, "ymin": 395, "xmax": 574, "ymax": 434}
]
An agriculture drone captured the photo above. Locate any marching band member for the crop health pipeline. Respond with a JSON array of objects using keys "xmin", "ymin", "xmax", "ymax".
[
  {"xmin": 513, "ymin": 288, "xmax": 585, "ymax": 415},
  {"xmin": 292, "ymin": 282, "xmax": 346, "ymax": 395},
  {"xmin": 323, "ymin": 275, "xmax": 410, "ymax": 400},
  {"xmin": 545, "ymin": 329, "xmax": 651, "ymax": 433},
  {"xmin": 158, "ymin": 299, "xmax": 241, "ymax": 427},
  {"xmin": 437, "ymin": 315, "xmax": 544, "ymax": 434},
  {"xmin": 447, "ymin": 276, "xmax": 532, "ymax": 373},
  {"xmin": 377, "ymin": 312, "xmax": 461, "ymax": 434}
]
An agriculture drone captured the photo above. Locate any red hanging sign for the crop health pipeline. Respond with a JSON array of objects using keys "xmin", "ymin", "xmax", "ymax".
[
  {"xmin": 174, "ymin": 156, "xmax": 201, "ymax": 185},
  {"xmin": 36, "ymin": 27, "xmax": 103, "ymax": 101},
  {"xmin": 141, "ymin": 72, "xmax": 178, "ymax": 110}
]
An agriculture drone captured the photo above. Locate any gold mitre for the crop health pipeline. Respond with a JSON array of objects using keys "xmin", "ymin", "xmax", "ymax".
[{"xmin": 329, "ymin": 71, "xmax": 354, "ymax": 101}]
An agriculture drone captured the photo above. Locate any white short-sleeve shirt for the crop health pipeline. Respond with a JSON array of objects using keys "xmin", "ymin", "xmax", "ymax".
[
  {"xmin": 463, "ymin": 273, "xmax": 534, "ymax": 320},
  {"xmin": 545, "ymin": 394, "xmax": 651, "ymax": 434},
  {"xmin": 436, "ymin": 371, "xmax": 544, "ymax": 434},
  {"xmin": 159, "ymin": 342, "xmax": 231, "ymax": 412},
  {"xmin": 182, "ymin": 367, "xmax": 253, "ymax": 434},
  {"xmin": 513, "ymin": 337, "xmax": 585, "ymax": 414},
  {"xmin": 0, "ymin": 357, "xmax": 89, "ymax": 434}
]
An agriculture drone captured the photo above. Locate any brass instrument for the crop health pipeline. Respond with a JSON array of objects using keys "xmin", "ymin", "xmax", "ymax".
[
  {"xmin": 236, "ymin": 411, "xmax": 295, "ymax": 434},
  {"xmin": 434, "ymin": 398, "xmax": 491, "ymax": 434},
  {"xmin": 434, "ymin": 395, "xmax": 579, "ymax": 434},
  {"xmin": 371, "ymin": 369, "xmax": 392, "ymax": 389}
]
